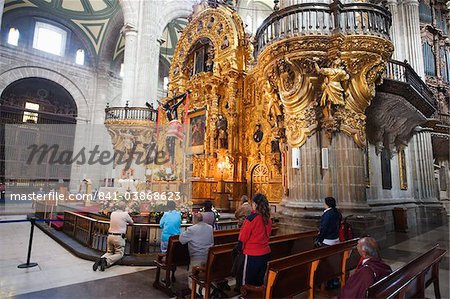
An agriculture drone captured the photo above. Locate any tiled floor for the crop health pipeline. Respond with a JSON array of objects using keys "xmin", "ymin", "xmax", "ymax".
[
  {"xmin": 1, "ymin": 208, "xmax": 449, "ymax": 299},
  {"xmin": 0, "ymin": 215, "xmax": 153, "ymax": 298}
]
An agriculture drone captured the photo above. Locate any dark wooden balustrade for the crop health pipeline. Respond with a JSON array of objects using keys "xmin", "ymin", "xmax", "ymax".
[
  {"xmin": 254, "ymin": 1, "xmax": 392, "ymax": 56},
  {"xmin": 105, "ymin": 106, "xmax": 158, "ymax": 122},
  {"xmin": 382, "ymin": 60, "xmax": 437, "ymax": 116},
  {"xmin": 61, "ymin": 211, "xmax": 238, "ymax": 256}
]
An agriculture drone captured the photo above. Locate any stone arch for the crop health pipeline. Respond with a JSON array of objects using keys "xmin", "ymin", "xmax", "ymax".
[
  {"xmin": 156, "ymin": 1, "xmax": 194, "ymax": 36},
  {"xmin": 0, "ymin": 67, "xmax": 89, "ymax": 121}
]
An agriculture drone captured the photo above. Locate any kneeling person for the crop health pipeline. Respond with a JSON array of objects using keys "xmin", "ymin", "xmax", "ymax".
[{"xmin": 93, "ymin": 201, "xmax": 134, "ymax": 271}]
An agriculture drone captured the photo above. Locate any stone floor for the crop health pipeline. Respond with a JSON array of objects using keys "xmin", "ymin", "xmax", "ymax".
[{"xmin": 1, "ymin": 207, "xmax": 449, "ymax": 299}]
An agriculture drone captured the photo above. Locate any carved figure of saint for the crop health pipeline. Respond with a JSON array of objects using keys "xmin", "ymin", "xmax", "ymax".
[
  {"xmin": 205, "ymin": 43, "xmax": 215, "ymax": 72},
  {"xmin": 207, "ymin": 17, "xmax": 215, "ymax": 29},
  {"xmin": 265, "ymin": 83, "xmax": 283, "ymax": 128},
  {"xmin": 215, "ymin": 114, "xmax": 228, "ymax": 149},
  {"xmin": 314, "ymin": 58, "xmax": 349, "ymax": 118},
  {"xmin": 221, "ymin": 36, "xmax": 229, "ymax": 50}
]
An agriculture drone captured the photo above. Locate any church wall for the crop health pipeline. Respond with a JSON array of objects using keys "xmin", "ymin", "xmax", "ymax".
[
  {"xmin": 366, "ymin": 130, "xmax": 446, "ymax": 232},
  {"xmin": 0, "ymin": 45, "xmax": 118, "ymax": 191}
]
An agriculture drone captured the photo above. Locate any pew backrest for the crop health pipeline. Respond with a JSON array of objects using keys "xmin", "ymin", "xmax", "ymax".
[
  {"xmin": 203, "ymin": 231, "xmax": 318, "ymax": 286},
  {"xmin": 265, "ymin": 238, "xmax": 359, "ymax": 299},
  {"xmin": 367, "ymin": 245, "xmax": 447, "ymax": 299},
  {"xmin": 164, "ymin": 228, "xmax": 241, "ymax": 267}
]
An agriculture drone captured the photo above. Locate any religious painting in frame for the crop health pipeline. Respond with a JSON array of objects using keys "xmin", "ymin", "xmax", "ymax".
[
  {"xmin": 187, "ymin": 109, "xmax": 206, "ymax": 154},
  {"xmin": 398, "ymin": 148, "xmax": 408, "ymax": 190}
]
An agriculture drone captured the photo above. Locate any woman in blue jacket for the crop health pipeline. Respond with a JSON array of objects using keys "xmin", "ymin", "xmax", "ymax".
[{"xmin": 316, "ymin": 197, "xmax": 341, "ymax": 247}]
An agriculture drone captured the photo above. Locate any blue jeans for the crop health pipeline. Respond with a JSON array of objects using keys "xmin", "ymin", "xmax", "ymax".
[{"xmin": 160, "ymin": 241, "xmax": 168, "ymax": 253}]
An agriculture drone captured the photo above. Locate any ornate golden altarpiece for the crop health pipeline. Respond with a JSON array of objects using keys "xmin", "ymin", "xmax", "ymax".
[
  {"xmin": 151, "ymin": 4, "xmax": 283, "ymax": 208},
  {"xmin": 151, "ymin": 2, "xmax": 394, "ymax": 211}
]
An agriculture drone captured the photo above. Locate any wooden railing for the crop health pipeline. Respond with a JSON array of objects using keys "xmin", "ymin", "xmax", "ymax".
[
  {"xmin": 384, "ymin": 60, "xmax": 436, "ymax": 108},
  {"xmin": 61, "ymin": 211, "xmax": 238, "ymax": 255},
  {"xmin": 105, "ymin": 106, "xmax": 158, "ymax": 122},
  {"xmin": 254, "ymin": 1, "xmax": 391, "ymax": 56}
]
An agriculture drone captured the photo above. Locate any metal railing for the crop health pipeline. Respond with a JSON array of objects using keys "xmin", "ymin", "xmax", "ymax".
[
  {"xmin": 61, "ymin": 211, "xmax": 238, "ymax": 255},
  {"xmin": 104, "ymin": 106, "xmax": 158, "ymax": 122},
  {"xmin": 384, "ymin": 60, "xmax": 436, "ymax": 108},
  {"xmin": 254, "ymin": 1, "xmax": 391, "ymax": 56}
]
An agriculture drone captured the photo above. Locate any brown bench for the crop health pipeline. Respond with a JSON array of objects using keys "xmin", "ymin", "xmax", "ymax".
[
  {"xmin": 153, "ymin": 227, "xmax": 279, "ymax": 296},
  {"xmin": 241, "ymin": 238, "xmax": 359, "ymax": 299},
  {"xmin": 367, "ymin": 245, "xmax": 447, "ymax": 299},
  {"xmin": 191, "ymin": 231, "xmax": 318, "ymax": 299},
  {"xmin": 153, "ymin": 228, "xmax": 241, "ymax": 296}
]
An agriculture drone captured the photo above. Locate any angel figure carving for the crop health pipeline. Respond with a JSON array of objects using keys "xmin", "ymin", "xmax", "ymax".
[
  {"xmin": 313, "ymin": 58, "xmax": 349, "ymax": 118},
  {"xmin": 264, "ymin": 82, "xmax": 283, "ymax": 128}
]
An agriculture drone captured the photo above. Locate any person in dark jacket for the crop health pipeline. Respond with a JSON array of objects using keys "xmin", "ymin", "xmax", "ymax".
[
  {"xmin": 339, "ymin": 237, "xmax": 392, "ymax": 298},
  {"xmin": 316, "ymin": 196, "xmax": 341, "ymax": 247},
  {"xmin": 239, "ymin": 193, "xmax": 272, "ymax": 286}
]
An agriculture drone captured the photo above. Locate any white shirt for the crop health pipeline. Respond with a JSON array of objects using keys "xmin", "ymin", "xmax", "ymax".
[{"xmin": 109, "ymin": 210, "xmax": 134, "ymax": 234}]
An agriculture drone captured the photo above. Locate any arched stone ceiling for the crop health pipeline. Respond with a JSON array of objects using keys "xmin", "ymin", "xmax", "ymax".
[{"xmin": 4, "ymin": 0, "xmax": 121, "ymax": 55}]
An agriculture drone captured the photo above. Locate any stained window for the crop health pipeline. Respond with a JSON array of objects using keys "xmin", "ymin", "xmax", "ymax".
[
  {"xmin": 7, "ymin": 28, "xmax": 20, "ymax": 46},
  {"xmin": 120, "ymin": 63, "xmax": 124, "ymax": 77},
  {"xmin": 75, "ymin": 49, "xmax": 85, "ymax": 65},
  {"xmin": 33, "ymin": 22, "xmax": 67, "ymax": 56}
]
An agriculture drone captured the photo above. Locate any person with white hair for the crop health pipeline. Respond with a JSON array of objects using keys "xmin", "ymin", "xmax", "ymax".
[
  {"xmin": 93, "ymin": 201, "xmax": 134, "ymax": 271},
  {"xmin": 339, "ymin": 237, "xmax": 392, "ymax": 298}
]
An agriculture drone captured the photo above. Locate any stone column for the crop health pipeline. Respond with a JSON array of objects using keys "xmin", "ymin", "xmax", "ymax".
[
  {"xmin": 411, "ymin": 128, "xmax": 437, "ymax": 201},
  {"xmin": 283, "ymin": 133, "xmax": 369, "ymax": 212},
  {"xmin": 385, "ymin": 0, "xmax": 404, "ymax": 60},
  {"xmin": 403, "ymin": 0, "xmax": 425, "ymax": 78},
  {"xmin": 121, "ymin": 24, "xmax": 138, "ymax": 106},
  {"xmin": 134, "ymin": 1, "xmax": 160, "ymax": 107},
  {"xmin": 0, "ymin": 0, "xmax": 4, "ymax": 28}
]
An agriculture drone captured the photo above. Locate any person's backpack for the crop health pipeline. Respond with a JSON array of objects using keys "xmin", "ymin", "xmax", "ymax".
[{"xmin": 339, "ymin": 215, "xmax": 353, "ymax": 241}]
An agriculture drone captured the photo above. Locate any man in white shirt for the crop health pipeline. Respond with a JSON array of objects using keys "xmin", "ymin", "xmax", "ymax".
[{"xmin": 93, "ymin": 201, "xmax": 134, "ymax": 271}]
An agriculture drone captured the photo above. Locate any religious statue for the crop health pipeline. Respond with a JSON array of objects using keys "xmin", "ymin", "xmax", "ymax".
[
  {"xmin": 313, "ymin": 57, "xmax": 349, "ymax": 118},
  {"xmin": 215, "ymin": 114, "xmax": 228, "ymax": 149},
  {"xmin": 253, "ymin": 124, "xmax": 263, "ymax": 143},
  {"xmin": 205, "ymin": 43, "xmax": 215, "ymax": 72},
  {"xmin": 207, "ymin": 17, "xmax": 215, "ymax": 29},
  {"xmin": 264, "ymin": 82, "xmax": 283, "ymax": 128},
  {"xmin": 221, "ymin": 36, "xmax": 229, "ymax": 50},
  {"xmin": 158, "ymin": 91, "xmax": 189, "ymax": 164}
]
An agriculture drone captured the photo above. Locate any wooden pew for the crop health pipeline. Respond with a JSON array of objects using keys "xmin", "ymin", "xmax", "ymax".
[
  {"xmin": 191, "ymin": 231, "xmax": 318, "ymax": 299},
  {"xmin": 367, "ymin": 245, "xmax": 447, "ymax": 299},
  {"xmin": 153, "ymin": 226, "xmax": 279, "ymax": 296},
  {"xmin": 241, "ymin": 238, "xmax": 359, "ymax": 299},
  {"xmin": 153, "ymin": 228, "xmax": 240, "ymax": 296}
]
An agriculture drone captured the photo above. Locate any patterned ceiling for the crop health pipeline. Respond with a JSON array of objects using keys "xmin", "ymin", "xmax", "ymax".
[
  {"xmin": 4, "ymin": 0, "xmax": 120, "ymax": 55},
  {"xmin": 160, "ymin": 18, "xmax": 188, "ymax": 65}
]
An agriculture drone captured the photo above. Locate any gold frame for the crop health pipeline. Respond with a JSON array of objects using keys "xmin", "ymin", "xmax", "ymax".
[
  {"xmin": 187, "ymin": 109, "xmax": 207, "ymax": 154},
  {"xmin": 399, "ymin": 148, "xmax": 408, "ymax": 190}
]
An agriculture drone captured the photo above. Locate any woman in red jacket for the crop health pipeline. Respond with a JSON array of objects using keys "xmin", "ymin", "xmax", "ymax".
[{"xmin": 239, "ymin": 193, "xmax": 272, "ymax": 286}]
